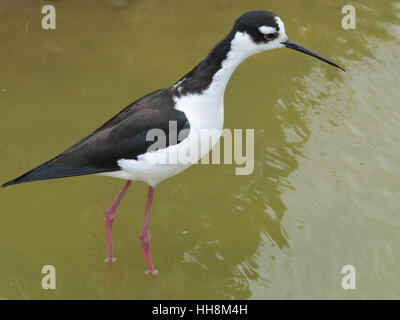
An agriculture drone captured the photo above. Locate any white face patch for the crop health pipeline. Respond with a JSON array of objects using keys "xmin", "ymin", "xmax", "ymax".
[
  {"xmin": 274, "ymin": 16, "xmax": 288, "ymax": 42},
  {"xmin": 259, "ymin": 25, "xmax": 276, "ymax": 34},
  {"xmin": 250, "ymin": 16, "xmax": 289, "ymax": 52},
  {"xmin": 230, "ymin": 18, "xmax": 287, "ymax": 56}
]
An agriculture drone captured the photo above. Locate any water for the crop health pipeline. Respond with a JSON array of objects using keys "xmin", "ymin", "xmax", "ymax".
[{"xmin": 0, "ymin": 0, "xmax": 399, "ymax": 299}]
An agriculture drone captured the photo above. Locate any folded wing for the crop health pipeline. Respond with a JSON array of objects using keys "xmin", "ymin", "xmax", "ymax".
[{"xmin": 2, "ymin": 88, "xmax": 189, "ymax": 187}]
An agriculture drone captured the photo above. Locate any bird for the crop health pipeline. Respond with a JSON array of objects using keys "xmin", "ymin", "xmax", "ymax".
[{"xmin": 2, "ymin": 10, "xmax": 344, "ymax": 275}]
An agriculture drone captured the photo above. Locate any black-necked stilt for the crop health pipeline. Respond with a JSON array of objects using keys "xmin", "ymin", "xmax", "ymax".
[{"xmin": 2, "ymin": 10, "xmax": 344, "ymax": 275}]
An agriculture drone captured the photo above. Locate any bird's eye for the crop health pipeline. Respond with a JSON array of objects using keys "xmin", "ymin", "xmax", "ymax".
[{"xmin": 264, "ymin": 33, "xmax": 276, "ymax": 40}]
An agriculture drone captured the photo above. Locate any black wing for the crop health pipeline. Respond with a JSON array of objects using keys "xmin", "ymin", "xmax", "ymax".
[{"xmin": 2, "ymin": 88, "xmax": 189, "ymax": 187}]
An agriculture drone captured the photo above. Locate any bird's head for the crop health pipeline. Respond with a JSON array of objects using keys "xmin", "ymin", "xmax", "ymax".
[{"xmin": 231, "ymin": 10, "xmax": 345, "ymax": 71}]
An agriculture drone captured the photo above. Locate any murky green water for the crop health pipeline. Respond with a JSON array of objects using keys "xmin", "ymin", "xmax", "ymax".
[{"xmin": 0, "ymin": 0, "xmax": 399, "ymax": 299}]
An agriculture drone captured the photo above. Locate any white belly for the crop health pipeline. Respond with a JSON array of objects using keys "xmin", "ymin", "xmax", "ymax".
[{"xmin": 100, "ymin": 93, "xmax": 225, "ymax": 186}]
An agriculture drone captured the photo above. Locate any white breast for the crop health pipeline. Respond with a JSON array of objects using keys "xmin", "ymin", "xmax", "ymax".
[{"xmin": 101, "ymin": 92, "xmax": 224, "ymax": 186}]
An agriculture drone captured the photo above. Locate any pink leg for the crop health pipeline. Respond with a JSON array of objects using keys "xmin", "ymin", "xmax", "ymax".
[
  {"xmin": 105, "ymin": 180, "xmax": 131, "ymax": 263},
  {"xmin": 140, "ymin": 186, "xmax": 157, "ymax": 275}
]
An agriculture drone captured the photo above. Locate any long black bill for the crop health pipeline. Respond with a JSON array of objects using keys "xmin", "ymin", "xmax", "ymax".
[{"xmin": 282, "ymin": 39, "xmax": 345, "ymax": 72}]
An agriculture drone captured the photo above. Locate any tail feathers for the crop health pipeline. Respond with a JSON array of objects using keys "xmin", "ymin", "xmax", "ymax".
[{"xmin": 1, "ymin": 159, "xmax": 106, "ymax": 188}]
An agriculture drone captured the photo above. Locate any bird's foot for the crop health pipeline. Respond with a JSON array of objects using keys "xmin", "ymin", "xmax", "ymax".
[
  {"xmin": 104, "ymin": 257, "xmax": 117, "ymax": 263},
  {"xmin": 145, "ymin": 269, "xmax": 158, "ymax": 276}
]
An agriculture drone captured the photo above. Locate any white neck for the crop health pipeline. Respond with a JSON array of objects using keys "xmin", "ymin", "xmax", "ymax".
[{"xmin": 205, "ymin": 32, "xmax": 266, "ymax": 99}]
